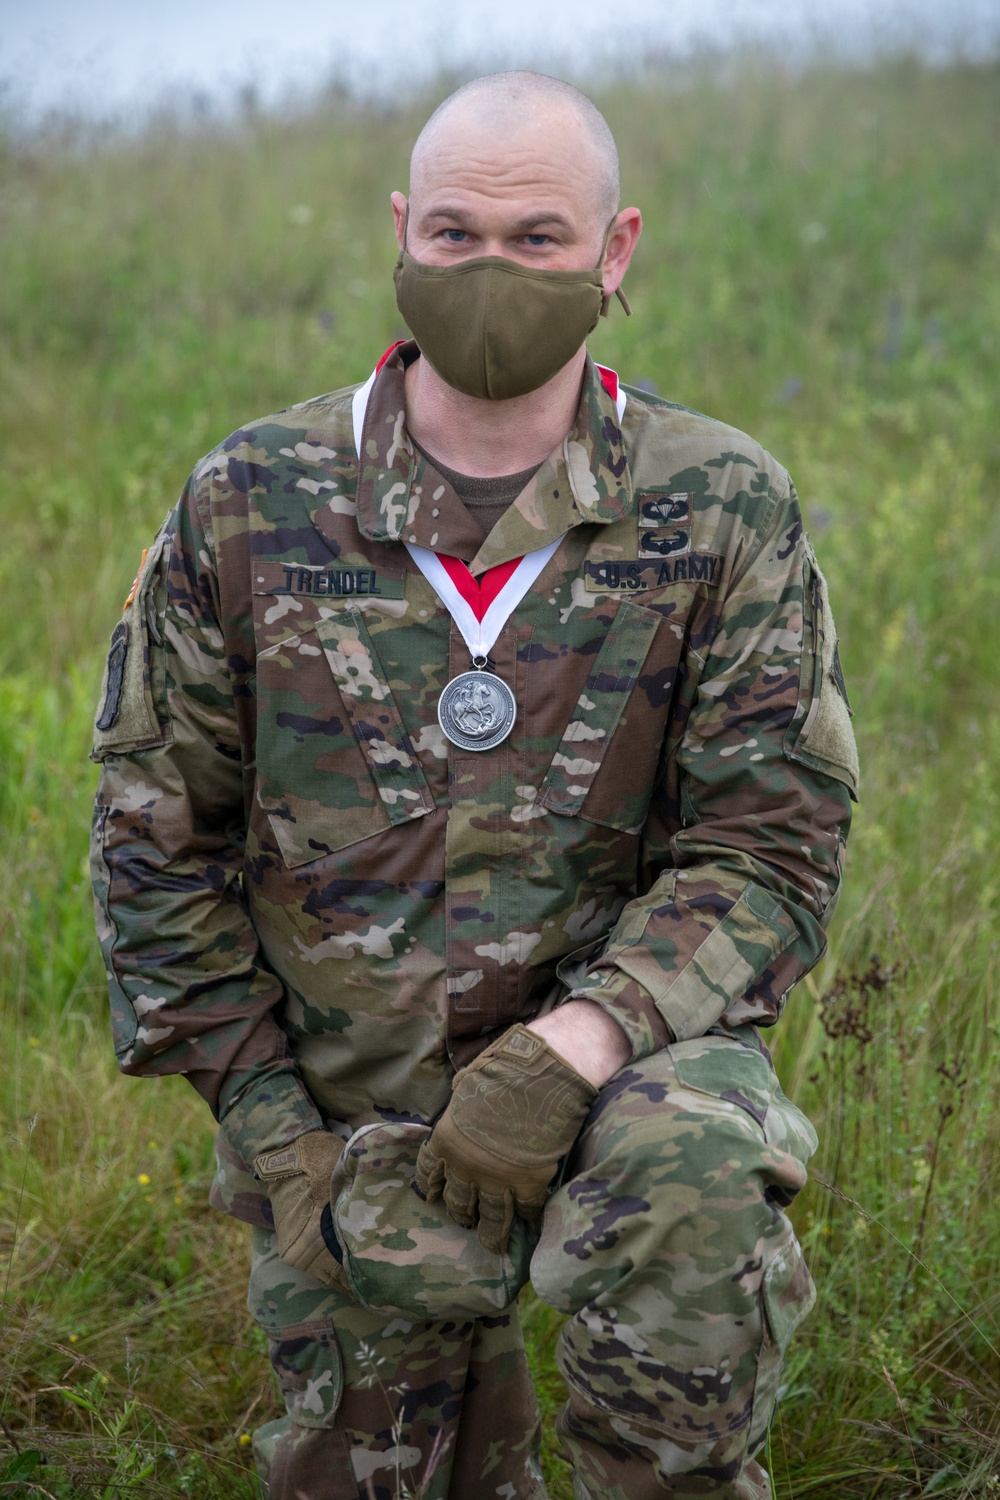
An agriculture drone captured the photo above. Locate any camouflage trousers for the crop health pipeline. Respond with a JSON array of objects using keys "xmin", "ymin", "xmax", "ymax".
[{"xmin": 247, "ymin": 1029, "xmax": 818, "ymax": 1500}]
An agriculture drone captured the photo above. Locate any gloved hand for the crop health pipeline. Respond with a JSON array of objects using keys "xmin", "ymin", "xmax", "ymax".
[
  {"xmin": 254, "ymin": 1130, "xmax": 345, "ymax": 1286},
  {"xmin": 415, "ymin": 1024, "xmax": 597, "ymax": 1255}
]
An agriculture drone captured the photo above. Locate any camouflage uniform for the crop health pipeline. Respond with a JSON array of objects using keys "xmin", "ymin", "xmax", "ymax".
[{"xmin": 91, "ymin": 346, "xmax": 857, "ymax": 1497}]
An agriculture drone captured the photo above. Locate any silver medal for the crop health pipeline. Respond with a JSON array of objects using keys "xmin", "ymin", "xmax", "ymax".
[{"xmin": 438, "ymin": 670, "xmax": 516, "ymax": 752}]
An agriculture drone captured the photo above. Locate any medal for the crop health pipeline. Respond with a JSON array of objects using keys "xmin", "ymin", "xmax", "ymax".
[
  {"xmin": 404, "ymin": 542, "xmax": 565, "ymax": 753},
  {"xmin": 438, "ymin": 665, "xmax": 517, "ymax": 752},
  {"xmin": 350, "ymin": 348, "xmax": 628, "ymax": 755}
]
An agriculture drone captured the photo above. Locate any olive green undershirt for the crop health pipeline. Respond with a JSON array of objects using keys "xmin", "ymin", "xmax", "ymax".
[{"xmin": 413, "ymin": 440, "xmax": 541, "ymax": 537}]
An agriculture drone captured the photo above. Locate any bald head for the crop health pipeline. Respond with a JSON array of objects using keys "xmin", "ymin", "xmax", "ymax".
[
  {"xmin": 410, "ymin": 72, "xmax": 620, "ymax": 231},
  {"xmin": 391, "ymin": 70, "xmax": 640, "ymax": 309}
]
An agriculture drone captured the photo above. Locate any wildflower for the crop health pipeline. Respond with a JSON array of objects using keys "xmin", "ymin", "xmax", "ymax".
[
  {"xmin": 137, "ymin": 1173, "xmax": 151, "ymax": 1186},
  {"xmin": 238, "ymin": 1434, "xmax": 252, "ymax": 1447},
  {"xmin": 148, "ymin": 1140, "xmax": 159, "ymax": 1150},
  {"xmin": 28, "ymin": 1037, "xmax": 39, "ymax": 1047},
  {"xmin": 69, "ymin": 1334, "xmax": 79, "ymax": 1344}
]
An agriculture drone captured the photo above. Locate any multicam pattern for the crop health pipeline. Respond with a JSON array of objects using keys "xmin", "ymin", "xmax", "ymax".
[
  {"xmin": 90, "ymin": 342, "xmax": 854, "ymax": 1496},
  {"xmin": 536, "ymin": 1028, "xmax": 818, "ymax": 1498},
  {"xmin": 245, "ymin": 1026, "xmax": 816, "ymax": 1498},
  {"xmin": 91, "ymin": 344, "xmax": 854, "ymax": 1193},
  {"xmin": 329, "ymin": 1120, "xmax": 539, "ymax": 1319},
  {"xmin": 247, "ymin": 1223, "xmax": 545, "ymax": 1499}
]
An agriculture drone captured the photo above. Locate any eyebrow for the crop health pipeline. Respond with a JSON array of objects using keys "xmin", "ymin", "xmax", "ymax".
[{"xmin": 420, "ymin": 207, "xmax": 575, "ymax": 234}]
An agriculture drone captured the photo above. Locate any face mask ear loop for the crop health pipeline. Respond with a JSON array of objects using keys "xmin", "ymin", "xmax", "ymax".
[
  {"xmin": 597, "ymin": 215, "xmax": 632, "ymax": 318},
  {"xmin": 402, "ymin": 203, "xmax": 410, "ymax": 254}
]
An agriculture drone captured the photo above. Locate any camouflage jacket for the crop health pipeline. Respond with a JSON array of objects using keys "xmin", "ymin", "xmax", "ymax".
[{"xmin": 91, "ymin": 345, "xmax": 857, "ymax": 1226}]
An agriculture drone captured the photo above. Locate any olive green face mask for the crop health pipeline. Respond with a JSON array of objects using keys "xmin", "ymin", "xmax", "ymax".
[{"xmin": 393, "ymin": 231, "xmax": 631, "ymax": 401}]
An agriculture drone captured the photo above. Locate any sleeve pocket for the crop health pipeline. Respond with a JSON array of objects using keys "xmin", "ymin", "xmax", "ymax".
[
  {"xmin": 783, "ymin": 547, "xmax": 859, "ymax": 800},
  {"xmin": 91, "ymin": 529, "xmax": 173, "ymax": 761},
  {"xmin": 255, "ymin": 609, "xmax": 434, "ymax": 866}
]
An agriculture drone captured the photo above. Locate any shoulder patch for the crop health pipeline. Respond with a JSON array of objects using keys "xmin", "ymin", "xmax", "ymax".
[
  {"xmin": 96, "ymin": 621, "xmax": 129, "ymax": 731},
  {"xmin": 91, "ymin": 528, "xmax": 174, "ymax": 762}
]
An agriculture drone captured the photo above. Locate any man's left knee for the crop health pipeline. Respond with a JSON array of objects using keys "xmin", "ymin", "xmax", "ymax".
[
  {"xmin": 529, "ymin": 1034, "xmax": 817, "ymax": 1474},
  {"xmin": 532, "ymin": 1032, "xmax": 817, "ymax": 1313}
]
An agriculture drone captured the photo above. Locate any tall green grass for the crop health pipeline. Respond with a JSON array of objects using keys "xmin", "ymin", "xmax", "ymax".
[{"xmin": 2, "ymin": 55, "xmax": 999, "ymax": 1496}]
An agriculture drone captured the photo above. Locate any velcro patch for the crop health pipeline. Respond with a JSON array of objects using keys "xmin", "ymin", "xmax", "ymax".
[
  {"xmin": 639, "ymin": 529, "xmax": 691, "ymax": 558},
  {"xmin": 498, "ymin": 1028, "xmax": 544, "ymax": 1059},
  {"xmin": 254, "ymin": 565, "xmax": 406, "ymax": 599},
  {"xmin": 95, "ymin": 620, "xmax": 129, "ymax": 731},
  {"xmin": 638, "ymin": 492, "xmax": 692, "ymax": 527},
  {"xmin": 584, "ymin": 555, "xmax": 724, "ymax": 592}
]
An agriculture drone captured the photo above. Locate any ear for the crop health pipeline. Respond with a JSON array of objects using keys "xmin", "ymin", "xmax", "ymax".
[
  {"xmin": 601, "ymin": 207, "xmax": 642, "ymax": 297},
  {"xmin": 390, "ymin": 192, "xmax": 409, "ymax": 252}
]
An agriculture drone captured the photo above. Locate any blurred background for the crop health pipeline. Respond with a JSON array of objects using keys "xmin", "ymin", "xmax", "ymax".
[
  {"xmin": 5, "ymin": 0, "xmax": 999, "ymax": 123},
  {"xmin": 1, "ymin": 3, "xmax": 999, "ymax": 1497}
]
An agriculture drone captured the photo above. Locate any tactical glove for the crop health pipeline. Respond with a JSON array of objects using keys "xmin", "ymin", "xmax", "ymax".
[
  {"xmin": 415, "ymin": 1024, "xmax": 597, "ymax": 1255},
  {"xmin": 254, "ymin": 1130, "xmax": 345, "ymax": 1287}
]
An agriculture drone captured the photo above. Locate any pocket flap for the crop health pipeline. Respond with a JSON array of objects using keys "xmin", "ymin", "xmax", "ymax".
[
  {"xmin": 255, "ymin": 607, "xmax": 434, "ymax": 865},
  {"xmin": 537, "ymin": 600, "xmax": 660, "ymax": 828},
  {"xmin": 315, "ymin": 613, "xmax": 435, "ymax": 828}
]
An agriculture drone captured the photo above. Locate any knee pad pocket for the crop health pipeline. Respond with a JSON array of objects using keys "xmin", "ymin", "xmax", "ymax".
[{"xmin": 671, "ymin": 1033, "xmax": 817, "ymax": 1196}]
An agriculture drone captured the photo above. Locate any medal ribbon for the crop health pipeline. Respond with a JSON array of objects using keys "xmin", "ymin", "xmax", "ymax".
[
  {"xmin": 351, "ymin": 347, "xmax": 627, "ymax": 659},
  {"xmin": 403, "ymin": 539, "xmax": 563, "ymax": 659}
]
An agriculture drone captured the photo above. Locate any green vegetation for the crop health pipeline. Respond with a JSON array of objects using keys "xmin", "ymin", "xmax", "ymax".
[{"xmin": 2, "ymin": 54, "xmax": 999, "ymax": 1496}]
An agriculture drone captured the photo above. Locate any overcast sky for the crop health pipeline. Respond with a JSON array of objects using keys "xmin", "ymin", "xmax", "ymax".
[{"xmin": 2, "ymin": 0, "xmax": 998, "ymax": 123}]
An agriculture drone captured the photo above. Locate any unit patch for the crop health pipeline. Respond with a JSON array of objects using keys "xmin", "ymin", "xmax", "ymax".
[
  {"xmin": 638, "ymin": 492, "xmax": 692, "ymax": 528},
  {"xmin": 96, "ymin": 620, "xmax": 129, "ymax": 731},
  {"xmin": 584, "ymin": 555, "xmax": 724, "ymax": 592},
  {"xmin": 831, "ymin": 641, "xmax": 852, "ymax": 711},
  {"xmin": 640, "ymin": 529, "xmax": 691, "ymax": 558}
]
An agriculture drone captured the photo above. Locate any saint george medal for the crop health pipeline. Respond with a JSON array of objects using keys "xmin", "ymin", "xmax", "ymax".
[
  {"xmin": 351, "ymin": 346, "xmax": 626, "ymax": 755},
  {"xmin": 437, "ymin": 659, "xmax": 518, "ymax": 752},
  {"xmin": 403, "ymin": 542, "xmax": 564, "ymax": 753}
]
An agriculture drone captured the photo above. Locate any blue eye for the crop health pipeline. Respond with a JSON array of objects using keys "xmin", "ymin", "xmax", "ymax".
[
  {"xmin": 444, "ymin": 229, "xmax": 467, "ymax": 242},
  {"xmin": 525, "ymin": 235, "xmax": 549, "ymax": 246}
]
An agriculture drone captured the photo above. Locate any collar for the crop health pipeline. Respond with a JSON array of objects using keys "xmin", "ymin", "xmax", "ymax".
[{"xmin": 352, "ymin": 341, "xmax": 632, "ymax": 574}]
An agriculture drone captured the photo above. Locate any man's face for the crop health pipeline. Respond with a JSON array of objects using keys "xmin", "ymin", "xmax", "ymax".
[{"xmin": 393, "ymin": 106, "xmax": 610, "ymax": 273}]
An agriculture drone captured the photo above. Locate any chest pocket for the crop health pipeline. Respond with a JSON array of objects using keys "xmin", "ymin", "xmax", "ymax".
[
  {"xmin": 536, "ymin": 600, "xmax": 663, "ymax": 833},
  {"xmin": 255, "ymin": 608, "xmax": 434, "ymax": 866}
]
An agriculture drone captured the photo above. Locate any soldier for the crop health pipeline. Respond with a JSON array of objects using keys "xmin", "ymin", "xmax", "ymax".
[{"xmin": 90, "ymin": 70, "xmax": 858, "ymax": 1500}]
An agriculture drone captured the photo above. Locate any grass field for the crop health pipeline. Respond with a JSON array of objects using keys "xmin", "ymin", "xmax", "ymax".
[{"xmin": 2, "ymin": 53, "xmax": 1000, "ymax": 1497}]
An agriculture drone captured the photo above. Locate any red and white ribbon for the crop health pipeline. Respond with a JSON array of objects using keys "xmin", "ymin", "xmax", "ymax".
[
  {"xmin": 403, "ymin": 539, "xmax": 563, "ymax": 659},
  {"xmin": 351, "ymin": 347, "xmax": 627, "ymax": 658}
]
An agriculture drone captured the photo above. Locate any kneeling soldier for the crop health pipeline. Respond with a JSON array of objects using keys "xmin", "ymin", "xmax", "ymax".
[{"xmin": 91, "ymin": 69, "xmax": 857, "ymax": 1500}]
